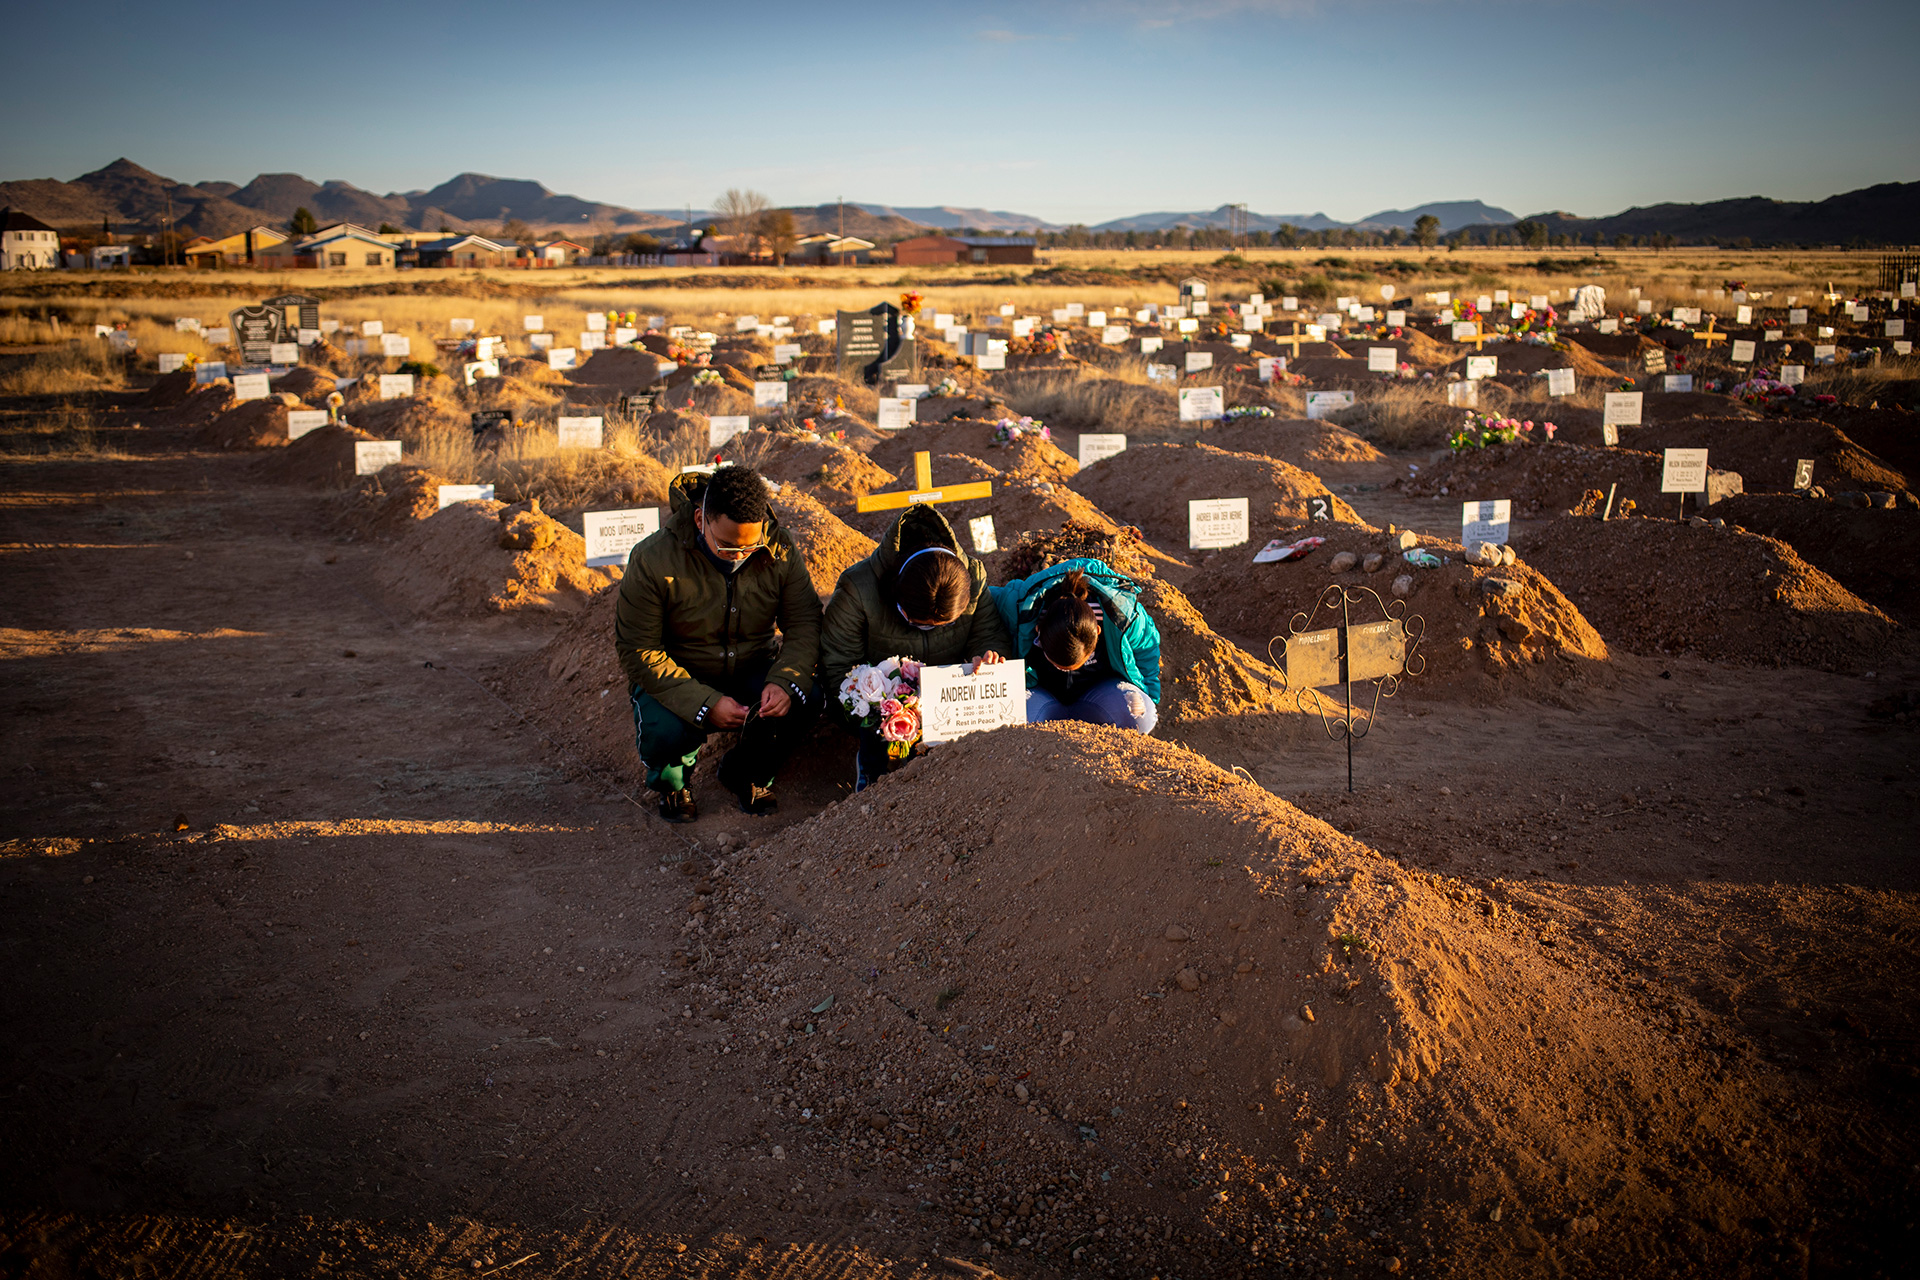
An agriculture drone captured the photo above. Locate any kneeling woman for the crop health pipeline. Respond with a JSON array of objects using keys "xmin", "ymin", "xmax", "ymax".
[
  {"xmin": 822, "ymin": 503, "xmax": 1013, "ymax": 788},
  {"xmin": 992, "ymin": 559, "xmax": 1160, "ymax": 733}
]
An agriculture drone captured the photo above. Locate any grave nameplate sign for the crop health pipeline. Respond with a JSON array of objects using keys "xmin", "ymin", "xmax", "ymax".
[
  {"xmin": 1257, "ymin": 356, "xmax": 1286, "ymax": 382},
  {"xmin": 1103, "ymin": 325, "xmax": 1130, "ymax": 344},
  {"xmin": 464, "ymin": 359, "xmax": 499, "ymax": 386},
  {"xmin": 1185, "ymin": 351, "xmax": 1213, "ymax": 373},
  {"xmin": 548, "ymin": 347, "xmax": 577, "ymax": 370},
  {"xmin": 1730, "ymin": 339, "xmax": 1755, "ymax": 363},
  {"xmin": 524, "ymin": 314, "xmax": 544, "ymax": 331},
  {"xmin": 1794, "ymin": 459, "xmax": 1814, "ymax": 490},
  {"xmin": 1662, "ymin": 448, "xmax": 1709, "ymax": 494},
  {"xmin": 1307, "ymin": 390, "xmax": 1355, "ymax": 419},
  {"xmin": 753, "ymin": 381, "xmax": 788, "ymax": 409},
  {"xmin": 1789, "ymin": 309, "xmax": 1808, "ymax": 325},
  {"xmin": 1466, "ymin": 355, "xmax": 1497, "ymax": 381},
  {"xmin": 195, "ymin": 361, "xmax": 228, "ymax": 383},
  {"xmin": 269, "ymin": 342, "xmax": 299, "ymax": 365},
  {"xmin": 1285, "ymin": 627, "xmax": 1341, "ymax": 690},
  {"xmin": 774, "ymin": 343, "xmax": 803, "ymax": 363},
  {"xmin": 362, "ymin": 320, "xmax": 384, "ymax": 337},
  {"xmin": 1599, "ymin": 318, "xmax": 1619, "ymax": 334},
  {"xmin": 287, "ymin": 410, "xmax": 328, "ymax": 440},
  {"xmin": 1603, "ymin": 392, "xmax": 1644, "ymax": 427},
  {"xmin": 895, "ymin": 384, "xmax": 930, "ymax": 400},
  {"xmin": 877, "ymin": 398, "xmax": 915, "ymax": 430},
  {"xmin": 451, "ymin": 318, "xmax": 476, "ymax": 335},
  {"xmin": 1386, "ymin": 309, "xmax": 1406, "ymax": 327},
  {"xmin": 1078, "ymin": 433, "xmax": 1126, "ymax": 467},
  {"xmin": 919, "ymin": 660, "xmax": 1027, "ymax": 746},
  {"xmin": 1813, "ymin": 344, "xmax": 1837, "ymax": 362},
  {"xmin": 378, "ymin": 373, "xmax": 415, "ymax": 399},
  {"xmin": 158, "ymin": 353, "xmax": 187, "ymax": 373},
  {"xmin": 583, "ymin": 508, "xmax": 661, "ymax": 568},
  {"xmin": 1664, "ymin": 373, "xmax": 1694, "ymax": 393},
  {"xmin": 529, "ymin": 333, "xmax": 553, "ymax": 350},
  {"xmin": 1446, "ymin": 381, "xmax": 1478, "ymax": 407},
  {"xmin": 381, "ymin": 334, "xmax": 410, "ymax": 358},
  {"xmin": 203, "ymin": 327, "xmax": 231, "ymax": 345},
  {"xmin": 1367, "ymin": 347, "xmax": 1396, "ymax": 373},
  {"xmin": 1603, "ymin": 423, "xmax": 1620, "ymax": 447},
  {"xmin": 1780, "ymin": 364, "xmax": 1805, "ymax": 386},
  {"xmin": 1889, "ymin": 320, "xmax": 1907, "ymax": 338},
  {"xmin": 1546, "ymin": 367, "xmax": 1574, "ymax": 397},
  {"xmin": 1461, "ymin": 499, "xmax": 1511, "ymax": 549},
  {"xmin": 556, "ymin": 416, "xmax": 604, "ymax": 449},
  {"xmin": 436, "ymin": 484, "xmax": 495, "ymax": 509},
  {"xmin": 968, "ymin": 515, "xmax": 998, "ymax": 555},
  {"xmin": 1764, "ymin": 328, "xmax": 1784, "ymax": 341},
  {"xmin": 1637, "ymin": 299, "xmax": 1654, "ymax": 314},
  {"xmin": 976, "ymin": 353, "xmax": 1006, "ymax": 370},
  {"xmin": 1179, "ymin": 386, "xmax": 1225, "ymax": 421},
  {"xmin": 586, "ymin": 313, "xmax": 607, "ymax": 332},
  {"xmin": 470, "ymin": 409, "xmax": 512, "ymax": 436},
  {"xmin": 354, "ymin": 440, "xmax": 402, "ymax": 475},
  {"xmin": 580, "ymin": 332, "xmax": 606, "ymax": 351},
  {"xmin": 1140, "ymin": 336, "xmax": 1164, "ymax": 354},
  {"xmin": 232, "ymin": 372, "xmax": 270, "ymax": 401},
  {"xmin": 1736, "ymin": 305, "xmax": 1753, "ymax": 325},
  {"xmin": 1452, "ymin": 321, "xmax": 1478, "ymax": 341},
  {"xmin": 1188, "ymin": 498, "xmax": 1249, "ymax": 549},
  {"xmin": 708, "ymin": 415, "xmax": 750, "ymax": 448}
]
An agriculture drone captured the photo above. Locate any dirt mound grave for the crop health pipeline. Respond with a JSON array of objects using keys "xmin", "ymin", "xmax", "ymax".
[
  {"xmin": 1710, "ymin": 493, "xmax": 1920, "ymax": 622},
  {"xmin": 1628, "ymin": 416, "xmax": 1909, "ymax": 496},
  {"xmin": 1567, "ymin": 330, "xmax": 1663, "ymax": 362},
  {"xmin": 252, "ymin": 422, "xmax": 379, "ymax": 488},
  {"xmin": 138, "ymin": 380, "xmax": 233, "ymax": 432},
  {"xmin": 336, "ymin": 463, "xmax": 455, "ymax": 540},
  {"xmin": 1285, "ymin": 356, "xmax": 1374, "ymax": 389},
  {"xmin": 369, "ymin": 498, "xmax": 615, "ymax": 619},
  {"xmin": 1440, "ymin": 341, "xmax": 1615, "ymax": 383},
  {"xmin": 709, "ymin": 722, "xmax": 1810, "ymax": 1276},
  {"xmin": 845, "ymin": 454, "xmax": 1120, "ymax": 572},
  {"xmin": 195, "ymin": 397, "xmax": 289, "ymax": 450},
  {"xmin": 995, "ymin": 521, "xmax": 1282, "ymax": 722},
  {"xmin": 274, "ymin": 366, "xmax": 338, "ymax": 402},
  {"xmin": 493, "ymin": 450, "xmax": 676, "ymax": 531},
  {"xmin": 913, "ymin": 394, "xmax": 1013, "ymax": 425},
  {"xmin": 1517, "ymin": 515, "xmax": 1901, "ymax": 673},
  {"xmin": 497, "ymin": 356, "xmax": 567, "ymax": 384},
  {"xmin": 1815, "ymin": 405, "xmax": 1920, "ymax": 482},
  {"xmin": 868, "ymin": 420, "xmax": 1078, "ymax": 485},
  {"xmin": 1196, "ymin": 417, "xmax": 1390, "ymax": 481},
  {"xmin": 341, "ymin": 391, "xmax": 467, "ymax": 442},
  {"xmin": 1069, "ymin": 442, "xmax": 1361, "ymax": 552},
  {"xmin": 747, "ymin": 434, "xmax": 895, "ymax": 512},
  {"xmin": 766, "ymin": 485, "xmax": 877, "ymax": 600},
  {"xmin": 1401, "ymin": 441, "xmax": 1669, "ymax": 518},
  {"xmin": 566, "ymin": 347, "xmax": 663, "ymax": 389},
  {"xmin": 1186, "ymin": 523, "xmax": 1612, "ymax": 704},
  {"xmin": 140, "ymin": 369, "xmax": 194, "ymax": 409}
]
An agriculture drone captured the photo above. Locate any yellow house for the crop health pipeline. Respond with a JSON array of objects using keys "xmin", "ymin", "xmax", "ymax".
[
  {"xmin": 181, "ymin": 226, "xmax": 288, "ymax": 268},
  {"xmin": 257, "ymin": 225, "xmax": 396, "ymax": 270}
]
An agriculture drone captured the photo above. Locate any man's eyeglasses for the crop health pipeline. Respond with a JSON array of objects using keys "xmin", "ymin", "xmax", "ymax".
[{"xmin": 705, "ymin": 529, "xmax": 766, "ymax": 560}]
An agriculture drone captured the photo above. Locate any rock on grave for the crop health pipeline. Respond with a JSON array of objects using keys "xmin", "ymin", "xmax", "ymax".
[
  {"xmin": 1395, "ymin": 529, "xmax": 1420, "ymax": 550},
  {"xmin": 1329, "ymin": 551, "xmax": 1359, "ymax": 573},
  {"xmin": 1392, "ymin": 574, "xmax": 1414, "ymax": 598},
  {"xmin": 1470, "ymin": 542, "xmax": 1502, "ymax": 567},
  {"xmin": 1362, "ymin": 552, "xmax": 1384, "ymax": 573}
]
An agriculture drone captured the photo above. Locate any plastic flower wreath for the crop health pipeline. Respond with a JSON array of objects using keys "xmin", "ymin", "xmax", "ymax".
[
  {"xmin": 692, "ymin": 369, "xmax": 724, "ymax": 386},
  {"xmin": 837, "ymin": 657, "xmax": 924, "ymax": 760},
  {"xmin": 1224, "ymin": 405, "xmax": 1275, "ymax": 420},
  {"xmin": 992, "ymin": 415, "xmax": 1049, "ymax": 445}
]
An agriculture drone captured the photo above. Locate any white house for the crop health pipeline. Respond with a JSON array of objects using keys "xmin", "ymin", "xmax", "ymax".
[
  {"xmin": 90, "ymin": 245, "xmax": 132, "ymax": 269},
  {"xmin": 1, "ymin": 210, "xmax": 61, "ymax": 270}
]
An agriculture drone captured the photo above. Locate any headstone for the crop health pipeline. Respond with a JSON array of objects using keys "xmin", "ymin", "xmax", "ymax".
[
  {"xmin": 773, "ymin": 343, "xmax": 803, "ymax": 363},
  {"xmin": 1642, "ymin": 348, "xmax": 1668, "ymax": 374},
  {"xmin": 377, "ymin": 372, "xmax": 415, "ymax": 399},
  {"xmin": 1445, "ymin": 381, "xmax": 1477, "ymax": 407},
  {"xmin": 1078, "ymin": 433, "xmax": 1126, "ymax": 467},
  {"xmin": 1185, "ymin": 351, "xmax": 1213, "ymax": 373},
  {"xmin": 548, "ymin": 347, "xmax": 577, "ymax": 370},
  {"xmin": 877, "ymin": 398, "xmax": 915, "ymax": 430},
  {"xmin": 1187, "ymin": 498, "xmax": 1249, "ymax": 549},
  {"xmin": 1306, "ymin": 390, "xmax": 1355, "ymax": 419},
  {"xmin": 1461, "ymin": 499, "xmax": 1511, "ymax": 548},
  {"xmin": 1178, "ymin": 386, "xmax": 1225, "ymax": 421},
  {"xmin": 228, "ymin": 304, "xmax": 285, "ymax": 363},
  {"xmin": 968, "ymin": 515, "xmax": 998, "ymax": 555},
  {"xmin": 1546, "ymin": 367, "xmax": 1574, "ymax": 397},
  {"xmin": 264, "ymin": 293, "xmax": 321, "ymax": 335},
  {"xmin": 1140, "ymin": 336, "xmax": 1164, "ymax": 354},
  {"xmin": 1385, "ymin": 309, "xmax": 1406, "ymax": 327},
  {"xmin": 708, "ymin": 415, "xmax": 750, "ymax": 448},
  {"xmin": 287, "ymin": 410, "xmax": 328, "ymax": 440},
  {"xmin": 436, "ymin": 484, "xmax": 495, "ymax": 509},
  {"xmin": 1779, "ymin": 364, "xmax": 1805, "ymax": 386},
  {"xmin": 753, "ymin": 381, "xmax": 788, "ymax": 409},
  {"xmin": 1466, "ymin": 355, "xmax": 1497, "ymax": 381},
  {"xmin": 231, "ymin": 372, "xmax": 270, "ymax": 401},
  {"xmin": 1661, "ymin": 448, "xmax": 1709, "ymax": 494},
  {"xmin": 556, "ymin": 415, "xmax": 604, "ymax": 449},
  {"xmin": 583, "ymin": 508, "xmax": 661, "ymax": 567},
  {"xmin": 380, "ymin": 334, "xmax": 410, "ymax": 358},
  {"xmin": 1367, "ymin": 347, "xmax": 1396, "ymax": 373},
  {"xmin": 919, "ymin": 660, "xmax": 1027, "ymax": 746},
  {"xmin": 354, "ymin": 440, "xmax": 401, "ymax": 475},
  {"xmin": 1603, "ymin": 391, "xmax": 1644, "ymax": 427},
  {"xmin": 157, "ymin": 353, "xmax": 186, "ymax": 373},
  {"xmin": 1663, "ymin": 374, "xmax": 1694, "ymax": 393},
  {"xmin": 470, "ymin": 409, "xmax": 512, "ymax": 436}
]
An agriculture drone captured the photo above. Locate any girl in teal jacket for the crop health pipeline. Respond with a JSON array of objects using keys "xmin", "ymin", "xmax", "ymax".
[{"xmin": 991, "ymin": 558, "xmax": 1161, "ymax": 733}]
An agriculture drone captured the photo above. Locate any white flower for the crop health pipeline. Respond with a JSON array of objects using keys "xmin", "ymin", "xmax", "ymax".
[
  {"xmin": 850, "ymin": 698, "xmax": 870, "ymax": 718},
  {"xmin": 853, "ymin": 666, "xmax": 891, "ymax": 705}
]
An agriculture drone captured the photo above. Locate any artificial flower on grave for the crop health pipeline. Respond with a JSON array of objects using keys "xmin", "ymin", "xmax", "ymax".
[
  {"xmin": 1448, "ymin": 412, "xmax": 1537, "ymax": 452},
  {"xmin": 899, "ymin": 292, "xmax": 924, "ymax": 317},
  {"xmin": 692, "ymin": 369, "xmax": 724, "ymax": 386},
  {"xmin": 1224, "ymin": 405, "xmax": 1275, "ymax": 420},
  {"xmin": 1813, "ymin": 393, "xmax": 1839, "ymax": 406},
  {"xmin": 837, "ymin": 657, "xmax": 924, "ymax": 760},
  {"xmin": 992, "ymin": 415, "xmax": 1050, "ymax": 445},
  {"xmin": 931, "ymin": 376, "xmax": 962, "ymax": 398},
  {"xmin": 1397, "ymin": 362, "xmax": 1416, "ymax": 379}
]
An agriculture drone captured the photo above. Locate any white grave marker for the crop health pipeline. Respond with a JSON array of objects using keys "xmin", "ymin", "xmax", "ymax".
[
  {"xmin": 269, "ymin": 342, "xmax": 299, "ymax": 364},
  {"xmin": 1385, "ymin": 309, "xmax": 1406, "ymax": 327},
  {"xmin": 436, "ymin": 484, "xmax": 495, "ymax": 509},
  {"xmin": 586, "ymin": 313, "xmax": 607, "ymax": 332},
  {"xmin": 450, "ymin": 318, "xmax": 475, "ymax": 334},
  {"xmin": 547, "ymin": 346, "xmax": 576, "ymax": 370},
  {"xmin": 1662, "ymin": 448, "xmax": 1709, "ymax": 494},
  {"xmin": 1466, "ymin": 355, "xmax": 1497, "ymax": 381},
  {"xmin": 895, "ymin": 384, "xmax": 931, "ymax": 400},
  {"xmin": 753, "ymin": 381, "xmax": 788, "ymax": 409},
  {"xmin": 1461, "ymin": 499, "xmax": 1511, "ymax": 549},
  {"xmin": 524, "ymin": 314, "xmax": 548, "ymax": 332},
  {"xmin": 919, "ymin": 660, "xmax": 1027, "ymax": 746},
  {"xmin": 773, "ymin": 343, "xmax": 803, "ymax": 363},
  {"xmin": 1599, "ymin": 318, "xmax": 1619, "ymax": 334},
  {"xmin": 1764, "ymin": 329, "xmax": 1784, "ymax": 341},
  {"xmin": 1529, "ymin": 295, "xmax": 1548, "ymax": 311},
  {"xmin": 1446, "ymin": 381, "xmax": 1478, "ymax": 407},
  {"xmin": 1306, "ymin": 390, "xmax": 1355, "ymax": 419},
  {"xmin": 1185, "ymin": 350, "xmax": 1213, "ymax": 373},
  {"xmin": 556, "ymin": 415, "xmax": 604, "ymax": 449},
  {"xmin": 1078, "ymin": 434, "xmax": 1126, "ymax": 467},
  {"xmin": 877, "ymin": 398, "xmax": 915, "ymax": 430},
  {"xmin": 1603, "ymin": 392, "xmax": 1643, "ymax": 427},
  {"xmin": 1257, "ymin": 356, "xmax": 1286, "ymax": 382},
  {"xmin": 287, "ymin": 410, "xmax": 328, "ymax": 440},
  {"xmin": 1546, "ymin": 367, "xmax": 1574, "ymax": 397},
  {"xmin": 1636, "ymin": 300, "xmax": 1654, "ymax": 315},
  {"xmin": 1789, "ymin": 309, "xmax": 1808, "ymax": 325},
  {"xmin": 354, "ymin": 440, "xmax": 401, "ymax": 475},
  {"xmin": 203, "ymin": 326, "xmax": 230, "ymax": 345},
  {"xmin": 361, "ymin": 320, "xmax": 384, "ymax": 337},
  {"xmin": 1102, "ymin": 325, "xmax": 1130, "ymax": 345},
  {"xmin": 1664, "ymin": 374, "xmax": 1694, "ymax": 393},
  {"xmin": 976, "ymin": 353, "xmax": 1006, "ymax": 370},
  {"xmin": 1813, "ymin": 344, "xmax": 1837, "ymax": 362},
  {"xmin": 968, "ymin": 515, "xmax": 998, "ymax": 555},
  {"xmin": 1731, "ymin": 340, "xmax": 1756, "ymax": 363},
  {"xmin": 1188, "ymin": 498, "xmax": 1249, "ymax": 549},
  {"xmin": 1452, "ymin": 321, "xmax": 1479, "ymax": 341},
  {"xmin": 231, "ymin": 372, "xmax": 270, "ymax": 401},
  {"xmin": 380, "ymin": 334, "xmax": 410, "ymax": 358},
  {"xmin": 1178, "ymin": 386, "xmax": 1225, "ymax": 421},
  {"xmin": 463, "ymin": 359, "xmax": 500, "ymax": 386},
  {"xmin": 1367, "ymin": 347, "xmax": 1397, "ymax": 373},
  {"xmin": 583, "ymin": 508, "xmax": 661, "ymax": 568},
  {"xmin": 195, "ymin": 361, "xmax": 227, "ymax": 383},
  {"xmin": 1140, "ymin": 336, "xmax": 1163, "ymax": 354},
  {"xmin": 1603, "ymin": 423, "xmax": 1620, "ymax": 447},
  {"xmin": 708, "ymin": 415, "xmax": 749, "ymax": 448},
  {"xmin": 579, "ymin": 332, "xmax": 607, "ymax": 351},
  {"xmin": 157, "ymin": 353, "xmax": 187, "ymax": 373},
  {"xmin": 1888, "ymin": 320, "xmax": 1907, "ymax": 338},
  {"xmin": 1736, "ymin": 305, "xmax": 1753, "ymax": 325},
  {"xmin": 1780, "ymin": 364, "xmax": 1805, "ymax": 386},
  {"xmin": 378, "ymin": 373, "xmax": 415, "ymax": 399}
]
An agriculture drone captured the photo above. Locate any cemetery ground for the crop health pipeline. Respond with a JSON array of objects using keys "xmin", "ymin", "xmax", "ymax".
[{"xmin": 1, "ymin": 259, "xmax": 1918, "ymax": 1280}]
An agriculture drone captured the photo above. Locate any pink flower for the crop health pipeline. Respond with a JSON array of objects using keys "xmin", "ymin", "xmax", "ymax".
[
  {"xmin": 879, "ymin": 698, "xmax": 903, "ymax": 719},
  {"xmin": 1543, "ymin": 423, "xmax": 1558, "ymax": 440},
  {"xmin": 881, "ymin": 708, "xmax": 920, "ymax": 743},
  {"xmin": 899, "ymin": 659, "xmax": 922, "ymax": 681}
]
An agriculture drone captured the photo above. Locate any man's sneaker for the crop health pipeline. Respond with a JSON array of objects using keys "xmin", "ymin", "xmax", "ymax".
[
  {"xmin": 656, "ymin": 789, "xmax": 697, "ymax": 823},
  {"xmin": 733, "ymin": 782, "xmax": 778, "ymax": 816}
]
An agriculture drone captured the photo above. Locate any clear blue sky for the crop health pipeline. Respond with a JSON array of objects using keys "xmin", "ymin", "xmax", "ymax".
[{"xmin": 3, "ymin": 0, "xmax": 1912, "ymax": 224}]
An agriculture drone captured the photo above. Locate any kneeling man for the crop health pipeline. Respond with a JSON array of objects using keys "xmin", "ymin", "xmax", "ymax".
[{"xmin": 615, "ymin": 465, "xmax": 820, "ymax": 821}]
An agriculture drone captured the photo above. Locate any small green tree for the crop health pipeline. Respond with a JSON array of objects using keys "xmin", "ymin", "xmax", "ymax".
[
  {"xmin": 378, "ymin": 222, "xmax": 400, "ymax": 235},
  {"xmin": 1413, "ymin": 214, "xmax": 1441, "ymax": 247},
  {"xmin": 759, "ymin": 209, "xmax": 798, "ymax": 264},
  {"xmin": 500, "ymin": 218, "xmax": 534, "ymax": 245},
  {"xmin": 289, "ymin": 206, "xmax": 318, "ymax": 236}
]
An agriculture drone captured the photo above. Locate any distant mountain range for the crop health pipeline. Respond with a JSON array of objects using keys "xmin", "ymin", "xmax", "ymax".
[{"xmin": 1, "ymin": 160, "xmax": 1912, "ymax": 247}]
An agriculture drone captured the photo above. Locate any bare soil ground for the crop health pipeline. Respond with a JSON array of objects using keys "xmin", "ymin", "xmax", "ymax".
[{"xmin": 1, "ymin": 388, "xmax": 1917, "ymax": 1280}]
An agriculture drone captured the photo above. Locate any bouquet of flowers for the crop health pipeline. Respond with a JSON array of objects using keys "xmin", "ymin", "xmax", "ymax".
[
  {"xmin": 1448, "ymin": 413, "xmax": 1555, "ymax": 453},
  {"xmin": 838, "ymin": 657, "xmax": 924, "ymax": 760},
  {"xmin": 900, "ymin": 291, "xmax": 924, "ymax": 317},
  {"xmin": 692, "ymin": 369, "xmax": 724, "ymax": 387},
  {"xmin": 931, "ymin": 375, "xmax": 962, "ymax": 397},
  {"xmin": 1224, "ymin": 405, "xmax": 1274, "ymax": 420},
  {"xmin": 992, "ymin": 415, "xmax": 1050, "ymax": 446}
]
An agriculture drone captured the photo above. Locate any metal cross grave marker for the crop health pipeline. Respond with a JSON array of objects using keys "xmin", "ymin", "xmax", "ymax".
[{"xmin": 1273, "ymin": 585, "xmax": 1425, "ymax": 792}]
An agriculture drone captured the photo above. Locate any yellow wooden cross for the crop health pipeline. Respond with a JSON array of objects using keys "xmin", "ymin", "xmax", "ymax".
[
  {"xmin": 855, "ymin": 450, "xmax": 994, "ymax": 513},
  {"xmin": 1266, "ymin": 322, "xmax": 1320, "ymax": 356},
  {"xmin": 1692, "ymin": 316, "xmax": 1727, "ymax": 346},
  {"xmin": 1454, "ymin": 325, "xmax": 1498, "ymax": 351}
]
